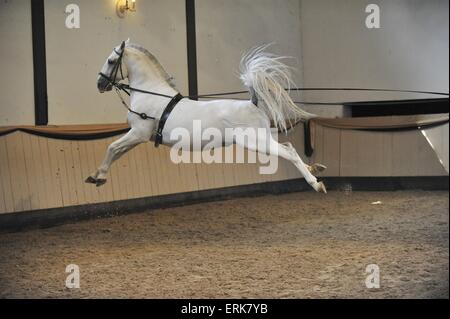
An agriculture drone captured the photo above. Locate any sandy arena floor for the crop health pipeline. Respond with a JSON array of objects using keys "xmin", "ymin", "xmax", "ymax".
[{"xmin": 0, "ymin": 190, "xmax": 448, "ymax": 298}]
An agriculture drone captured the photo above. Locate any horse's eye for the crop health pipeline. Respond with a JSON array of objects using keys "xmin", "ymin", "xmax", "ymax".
[{"xmin": 108, "ymin": 59, "xmax": 115, "ymax": 64}]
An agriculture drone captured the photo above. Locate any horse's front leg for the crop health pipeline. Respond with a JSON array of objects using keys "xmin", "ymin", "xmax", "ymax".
[{"xmin": 85, "ymin": 128, "xmax": 148, "ymax": 187}]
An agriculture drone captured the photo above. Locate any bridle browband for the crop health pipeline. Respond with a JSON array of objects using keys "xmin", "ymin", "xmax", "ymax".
[{"xmin": 98, "ymin": 45, "xmax": 184, "ymax": 147}]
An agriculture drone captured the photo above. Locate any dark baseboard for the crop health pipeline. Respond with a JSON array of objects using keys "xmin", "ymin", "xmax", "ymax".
[{"xmin": 0, "ymin": 176, "xmax": 447, "ymax": 233}]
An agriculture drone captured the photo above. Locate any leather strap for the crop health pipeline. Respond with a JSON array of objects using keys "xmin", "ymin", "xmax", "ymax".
[{"xmin": 154, "ymin": 93, "xmax": 184, "ymax": 147}]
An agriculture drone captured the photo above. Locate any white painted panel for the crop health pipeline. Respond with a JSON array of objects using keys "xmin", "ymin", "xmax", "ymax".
[
  {"xmin": 44, "ymin": 0, "xmax": 188, "ymax": 124},
  {"xmin": 0, "ymin": 0, "xmax": 34, "ymax": 125},
  {"xmin": 196, "ymin": 0, "xmax": 304, "ymax": 97}
]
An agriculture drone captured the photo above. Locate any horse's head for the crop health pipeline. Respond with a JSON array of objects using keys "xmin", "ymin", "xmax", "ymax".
[{"xmin": 97, "ymin": 40, "xmax": 129, "ymax": 93}]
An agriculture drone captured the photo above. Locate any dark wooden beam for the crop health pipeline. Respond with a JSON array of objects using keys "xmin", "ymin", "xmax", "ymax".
[
  {"xmin": 347, "ymin": 98, "xmax": 449, "ymax": 117},
  {"xmin": 185, "ymin": 0, "xmax": 198, "ymax": 99},
  {"xmin": 31, "ymin": 0, "xmax": 48, "ymax": 125}
]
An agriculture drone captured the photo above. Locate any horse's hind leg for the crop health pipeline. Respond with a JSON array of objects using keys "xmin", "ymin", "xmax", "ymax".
[
  {"xmin": 236, "ymin": 132, "xmax": 326, "ymax": 193},
  {"xmin": 275, "ymin": 140, "xmax": 327, "ymax": 193},
  {"xmin": 282, "ymin": 142, "xmax": 327, "ymax": 175}
]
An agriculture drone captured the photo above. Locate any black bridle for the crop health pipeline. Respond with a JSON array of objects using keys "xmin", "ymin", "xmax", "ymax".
[
  {"xmin": 99, "ymin": 48, "xmax": 125, "ymax": 90},
  {"xmin": 98, "ymin": 44, "xmax": 184, "ymax": 147}
]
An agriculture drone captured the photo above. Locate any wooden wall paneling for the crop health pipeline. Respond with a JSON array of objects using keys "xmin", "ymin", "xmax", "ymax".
[
  {"xmin": 134, "ymin": 143, "xmax": 150, "ymax": 197},
  {"xmin": 198, "ymin": 158, "xmax": 217, "ymax": 190},
  {"xmin": 0, "ymin": 138, "xmax": 10, "ymax": 213},
  {"xmin": 150, "ymin": 146, "xmax": 165, "ymax": 195},
  {"xmin": 163, "ymin": 146, "xmax": 184, "ymax": 193},
  {"xmin": 152, "ymin": 145, "xmax": 172, "ymax": 195},
  {"xmin": 77, "ymin": 140, "xmax": 94, "ymax": 204},
  {"xmin": 134, "ymin": 143, "xmax": 152, "ymax": 197},
  {"xmin": 392, "ymin": 130, "xmax": 419, "ymax": 176},
  {"xmin": 207, "ymin": 161, "xmax": 227, "ymax": 189},
  {"xmin": 104, "ymin": 137, "xmax": 121, "ymax": 201},
  {"xmin": 309, "ymin": 123, "xmax": 324, "ymax": 171},
  {"xmin": 0, "ymin": 161, "xmax": 6, "ymax": 213},
  {"xmin": 141, "ymin": 143, "xmax": 159, "ymax": 197},
  {"xmin": 193, "ymin": 153, "xmax": 209, "ymax": 191},
  {"xmin": 236, "ymin": 145, "xmax": 258, "ymax": 186},
  {"xmin": 221, "ymin": 145, "xmax": 239, "ymax": 187},
  {"xmin": 322, "ymin": 127, "xmax": 341, "ymax": 176},
  {"xmin": 6, "ymin": 132, "xmax": 31, "ymax": 211},
  {"xmin": 69, "ymin": 140, "xmax": 86, "ymax": 205},
  {"xmin": 116, "ymin": 145, "xmax": 134, "ymax": 200},
  {"xmin": 21, "ymin": 133, "xmax": 41, "ymax": 210},
  {"xmin": 340, "ymin": 130, "xmax": 392, "ymax": 176},
  {"xmin": 50, "ymin": 139, "xmax": 69, "ymax": 206},
  {"xmin": 251, "ymin": 154, "xmax": 267, "ymax": 185},
  {"xmin": 163, "ymin": 146, "xmax": 188, "ymax": 194},
  {"xmin": 30, "ymin": 135, "xmax": 50, "ymax": 209},
  {"xmin": 38, "ymin": 137, "xmax": 62, "ymax": 208},
  {"xmin": 175, "ymin": 159, "xmax": 200, "ymax": 193},
  {"xmin": 231, "ymin": 163, "xmax": 246, "ymax": 187},
  {"xmin": 97, "ymin": 139, "xmax": 115, "ymax": 202},
  {"xmin": 126, "ymin": 141, "xmax": 144, "ymax": 198},
  {"xmin": 61, "ymin": 139, "xmax": 79, "ymax": 206},
  {"xmin": 0, "ymin": 124, "xmax": 448, "ymax": 216},
  {"xmin": 86, "ymin": 140, "xmax": 103, "ymax": 203}
]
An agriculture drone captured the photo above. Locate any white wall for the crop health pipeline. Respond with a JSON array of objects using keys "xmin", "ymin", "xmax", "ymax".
[
  {"xmin": 0, "ymin": 0, "xmax": 35, "ymax": 126},
  {"xmin": 1, "ymin": 0, "xmax": 448, "ymax": 124},
  {"xmin": 196, "ymin": 0, "xmax": 304, "ymax": 99},
  {"xmin": 44, "ymin": 0, "xmax": 188, "ymax": 124},
  {"xmin": 300, "ymin": 0, "xmax": 449, "ymax": 117}
]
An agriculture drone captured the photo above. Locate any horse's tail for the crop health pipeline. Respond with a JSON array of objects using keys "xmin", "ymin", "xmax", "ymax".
[{"xmin": 239, "ymin": 44, "xmax": 317, "ymax": 132}]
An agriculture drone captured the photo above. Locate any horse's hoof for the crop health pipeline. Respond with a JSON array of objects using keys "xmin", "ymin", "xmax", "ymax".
[
  {"xmin": 96, "ymin": 179, "xmax": 107, "ymax": 187},
  {"xmin": 85, "ymin": 176, "xmax": 97, "ymax": 184},
  {"xmin": 310, "ymin": 163, "xmax": 327, "ymax": 174},
  {"xmin": 313, "ymin": 181, "xmax": 327, "ymax": 194}
]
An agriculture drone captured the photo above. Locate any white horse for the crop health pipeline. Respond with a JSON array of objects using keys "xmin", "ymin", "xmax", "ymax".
[{"xmin": 88, "ymin": 40, "xmax": 327, "ymax": 193}]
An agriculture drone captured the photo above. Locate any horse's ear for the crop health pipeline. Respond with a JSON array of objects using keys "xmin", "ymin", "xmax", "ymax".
[
  {"xmin": 125, "ymin": 38, "xmax": 130, "ymax": 44},
  {"xmin": 120, "ymin": 41, "xmax": 126, "ymax": 49}
]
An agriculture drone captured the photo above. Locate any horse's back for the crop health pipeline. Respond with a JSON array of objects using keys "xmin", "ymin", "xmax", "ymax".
[
  {"xmin": 161, "ymin": 98, "xmax": 270, "ymax": 148},
  {"xmin": 169, "ymin": 98, "xmax": 267, "ymax": 128}
]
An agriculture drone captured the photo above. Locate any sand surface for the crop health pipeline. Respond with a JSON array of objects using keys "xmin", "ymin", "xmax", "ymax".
[{"xmin": 0, "ymin": 190, "xmax": 448, "ymax": 298}]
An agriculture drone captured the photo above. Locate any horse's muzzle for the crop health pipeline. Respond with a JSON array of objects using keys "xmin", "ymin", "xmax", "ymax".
[{"xmin": 97, "ymin": 76, "xmax": 112, "ymax": 93}]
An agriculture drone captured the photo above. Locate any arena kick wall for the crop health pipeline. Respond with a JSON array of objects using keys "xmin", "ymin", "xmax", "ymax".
[{"xmin": 0, "ymin": 123, "xmax": 447, "ymax": 215}]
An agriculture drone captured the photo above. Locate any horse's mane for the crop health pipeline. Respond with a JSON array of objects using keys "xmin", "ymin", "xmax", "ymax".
[{"xmin": 126, "ymin": 43, "xmax": 176, "ymax": 88}]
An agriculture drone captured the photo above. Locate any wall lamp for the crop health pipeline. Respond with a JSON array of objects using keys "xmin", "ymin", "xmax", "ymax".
[{"xmin": 116, "ymin": 0, "xmax": 136, "ymax": 18}]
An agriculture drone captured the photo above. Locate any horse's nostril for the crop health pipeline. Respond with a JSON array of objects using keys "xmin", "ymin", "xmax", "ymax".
[{"xmin": 97, "ymin": 79, "xmax": 109, "ymax": 90}]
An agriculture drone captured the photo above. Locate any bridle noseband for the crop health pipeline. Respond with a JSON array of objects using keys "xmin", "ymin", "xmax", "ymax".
[{"xmin": 98, "ymin": 48, "xmax": 125, "ymax": 90}]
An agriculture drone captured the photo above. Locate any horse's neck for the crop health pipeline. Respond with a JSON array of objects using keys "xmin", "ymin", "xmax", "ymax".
[{"xmin": 125, "ymin": 53, "xmax": 177, "ymax": 97}]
